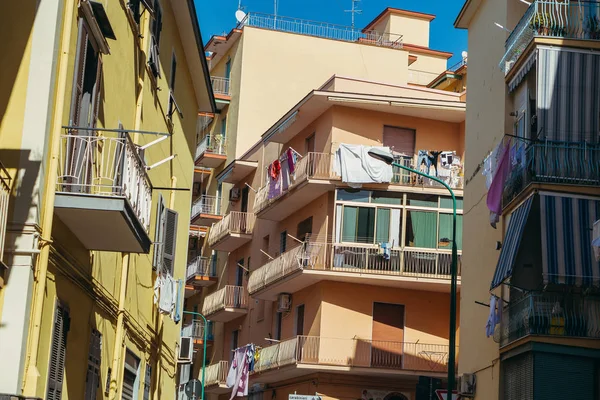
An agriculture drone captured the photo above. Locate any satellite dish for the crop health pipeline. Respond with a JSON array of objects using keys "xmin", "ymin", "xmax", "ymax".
[
  {"xmin": 236, "ymin": 9, "xmax": 247, "ymax": 23},
  {"xmin": 461, "ymin": 51, "xmax": 468, "ymax": 59}
]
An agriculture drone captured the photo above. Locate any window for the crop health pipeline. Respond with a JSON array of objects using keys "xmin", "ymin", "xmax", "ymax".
[
  {"xmin": 295, "ymin": 304, "xmax": 305, "ymax": 336},
  {"xmin": 216, "ymin": 183, "xmax": 222, "ymax": 214},
  {"xmin": 221, "ymin": 117, "xmax": 227, "ymax": 137},
  {"xmin": 148, "ymin": 0, "xmax": 162, "ymax": 78},
  {"xmin": 153, "ymin": 195, "xmax": 179, "ymax": 275},
  {"xmin": 273, "ymin": 312, "xmax": 282, "ymax": 340},
  {"xmin": 342, "ymin": 206, "xmax": 375, "ymax": 243},
  {"xmin": 305, "ymin": 133, "xmax": 316, "ymax": 154},
  {"xmin": 256, "ymin": 300, "xmax": 265, "ymax": 322},
  {"xmin": 236, "ymin": 259, "xmax": 244, "ymax": 286},
  {"xmin": 84, "ymin": 329, "xmax": 102, "ymax": 400},
  {"xmin": 262, "ymin": 235, "xmax": 270, "ymax": 262},
  {"xmin": 337, "ymin": 189, "xmax": 370, "ymax": 202},
  {"xmin": 143, "ymin": 363, "xmax": 152, "ymax": 400},
  {"xmin": 46, "ymin": 301, "xmax": 70, "ymax": 400},
  {"xmin": 383, "ymin": 126, "xmax": 415, "ymax": 157},
  {"xmin": 127, "ymin": 0, "xmax": 152, "ymax": 25},
  {"xmin": 297, "ymin": 217, "xmax": 313, "ymax": 242},
  {"xmin": 406, "ymin": 193, "xmax": 437, "ymax": 208},
  {"xmin": 280, "ymin": 231, "xmax": 287, "ymax": 254},
  {"xmin": 167, "ymin": 51, "xmax": 177, "ymax": 118},
  {"xmin": 438, "ymin": 214, "xmax": 463, "ymax": 250},
  {"xmin": 122, "ymin": 350, "xmax": 140, "ymax": 400},
  {"xmin": 231, "ymin": 330, "xmax": 239, "ymax": 354},
  {"xmin": 405, "ymin": 210, "xmax": 437, "ymax": 248},
  {"xmin": 225, "ymin": 58, "xmax": 232, "ymax": 80}
]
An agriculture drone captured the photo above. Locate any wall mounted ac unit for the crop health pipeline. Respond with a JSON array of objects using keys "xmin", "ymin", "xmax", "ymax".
[
  {"xmin": 459, "ymin": 373, "xmax": 476, "ymax": 397},
  {"xmin": 277, "ymin": 293, "xmax": 292, "ymax": 313},
  {"xmin": 178, "ymin": 337, "xmax": 193, "ymax": 363},
  {"xmin": 230, "ymin": 187, "xmax": 241, "ymax": 201}
]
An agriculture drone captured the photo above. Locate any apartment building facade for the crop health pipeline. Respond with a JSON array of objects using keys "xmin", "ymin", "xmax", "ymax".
[
  {"xmin": 0, "ymin": 0, "xmax": 215, "ymax": 399},
  {"xmin": 456, "ymin": 0, "xmax": 600, "ymax": 399}
]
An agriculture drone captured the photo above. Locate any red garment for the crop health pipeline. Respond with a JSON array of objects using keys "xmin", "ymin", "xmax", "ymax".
[{"xmin": 270, "ymin": 160, "xmax": 281, "ymax": 180}]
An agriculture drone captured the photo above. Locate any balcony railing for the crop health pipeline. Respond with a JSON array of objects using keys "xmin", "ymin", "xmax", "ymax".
[
  {"xmin": 202, "ymin": 285, "xmax": 248, "ymax": 316},
  {"xmin": 248, "ymin": 241, "xmax": 461, "ymax": 294},
  {"xmin": 207, "ymin": 211, "xmax": 255, "ymax": 246},
  {"xmin": 204, "ymin": 361, "xmax": 229, "ymax": 386},
  {"xmin": 181, "ymin": 319, "xmax": 214, "ymax": 340},
  {"xmin": 500, "ymin": 292, "xmax": 600, "ymax": 347},
  {"xmin": 186, "ymin": 256, "xmax": 216, "ymax": 280},
  {"xmin": 503, "ymin": 140, "xmax": 600, "ymax": 207},
  {"xmin": 210, "ymin": 76, "xmax": 230, "ymax": 96},
  {"xmin": 251, "ymin": 336, "xmax": 452, "ymax": 374},
  {"xmin": 0, "ymin": 163, "xmax": 11, "ymax": 264},
  {"xmin": 191, "ymin": 195, "xmax": 220, "ymax": 220},
  {"xmin": 239, "ymin": 12, "xmax": 403, "ymax": 49},
  {"xmin": 56, "ymin": 128, "xmax": 152, "ymax": 232},
  {"xmin": 501, "ymin": 0, "xmax": 600, "ymax": 74},
  {"xmin": 392, "ymin": 156, "xmax": 464, "ymax": 190},
  {"xmin": 196, "ymin": 134, "xmax": 227, "ymax": 159}
]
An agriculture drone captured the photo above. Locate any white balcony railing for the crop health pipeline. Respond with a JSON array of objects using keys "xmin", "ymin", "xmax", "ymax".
[
  {"xmin": 191, "ymin": 195, "xmax": 220, "ymax": 220},
  {"xmin": 210, "ymin": 76, "xmax": 230, "ymax": 96},
  {"xmin": 204, "ymin": 361, "xmax": 229, "ymax": 386},
  {"xmin": 202, "ymin": 285, "xmax": 248, "ymax": 316},
  {"xmin": 186, "ymin": 256, "xmax": 215, "ymax": 280},
  {"xmin": 0, "ymin": 163, "xmax": 11, "ymax": 264},
  {"xmin": 57, "ymin": 128, "xmax": 152, "ymax": 232},
  {"xmin": 207, "ymin": 211, "xmax": 255, "ymax": 246},
  {"xmin": 196, "ymin": 134, "xmax": 227, "ymax": 160},
  {"xmin": 181, "ymin": 319, "xmax": 213, "ymax": 340}
]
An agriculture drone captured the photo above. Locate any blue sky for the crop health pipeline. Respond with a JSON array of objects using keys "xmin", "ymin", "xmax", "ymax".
[{"xmin": 195, "ymin": 0, "xmax": 468, "ymax": 65}]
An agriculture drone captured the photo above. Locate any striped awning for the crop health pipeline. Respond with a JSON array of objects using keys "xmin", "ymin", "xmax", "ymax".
[
  {"xmin": 490, "ymin": 196, "xmax": 534, "ymax": 290},
  {"xmin": 508, "ymin": 50, "xmax": 537, "ymax": 93},
  {"xmin": 541, "ymin": 194, "xmax": 600, "ymax": 286}
]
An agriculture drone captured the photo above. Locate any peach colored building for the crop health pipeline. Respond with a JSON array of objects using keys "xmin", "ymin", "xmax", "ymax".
[{"xmin": 179, "ymin": 7, "xmax": 467, "ymax": 400}]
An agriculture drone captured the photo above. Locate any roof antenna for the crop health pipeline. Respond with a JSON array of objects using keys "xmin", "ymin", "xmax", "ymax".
[
  {"xmin": 235, "ymin": 0, "xmax": 247, "ymax": 24},
  {"xmin": 345, "ymin": 0, "xmax": 362, "ymax": 29}
]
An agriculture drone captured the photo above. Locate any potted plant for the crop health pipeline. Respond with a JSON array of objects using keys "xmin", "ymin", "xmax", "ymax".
[
  {"xmin": 530, "ymin": 12, "xmax": 551, "ymax": 36},
  {"xmin": 585, "ymin": 15, "xmax": 600, "ymax": 39}
]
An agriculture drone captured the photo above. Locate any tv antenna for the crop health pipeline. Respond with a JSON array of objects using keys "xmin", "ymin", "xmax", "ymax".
[{"xmin": 345, "ymin": 0, "xmax": 362, "ymax": 29}]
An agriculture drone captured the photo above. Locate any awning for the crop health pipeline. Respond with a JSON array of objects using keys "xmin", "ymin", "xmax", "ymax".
[
  {"xmin": 541, "ymin": 194, "xmax": 600, "ymax": 286},
  {"xmin": 508, "ymin": 49, "xmax": 537, "ymax": 93},
  {"xmin": 490, "ymin": 196, "xmax": 534, "ymax": 290}
]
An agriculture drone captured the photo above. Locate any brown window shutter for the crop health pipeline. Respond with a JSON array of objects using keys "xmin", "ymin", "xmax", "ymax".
[
  {"xmin": 162, "ymin": 208, "xmax": 178, "ymax": 275},
  {"xmin": 382, "ymin": 126, "xmax": 415, "ymax": 157},
  {"xmin": 46, "ymin": 301, "xmax": 69, "ymax": 400}
]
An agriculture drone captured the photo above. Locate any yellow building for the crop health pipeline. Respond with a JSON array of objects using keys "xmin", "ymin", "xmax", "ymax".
[
  {"xmin": 181, "ymin": 7, "xmax": 468, "ymax": 400},
  {"xmin": 0, "ymin": 0, "xmax": 215, "ymax": 399},
  {"xmin": 455, "ymin": 0, "xmax": 600, "ymax": 399}
]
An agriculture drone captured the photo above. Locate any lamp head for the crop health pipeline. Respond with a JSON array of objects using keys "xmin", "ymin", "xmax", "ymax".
[{"xmin": 367, "ymin": 148, "xmax": 394, "ymax": 165}]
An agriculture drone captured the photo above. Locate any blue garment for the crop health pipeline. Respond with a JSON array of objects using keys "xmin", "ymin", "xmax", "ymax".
[
  {"xmin": 380, "ymin": 242, "xmax": 391, "ymax": 260},
  {"xmin": 417, "ymin": 150, "xmax": 431, "ymax": 174},
  {"xmin": 248, "ymin": 344, "xmax": 256, "ymax": 372},
  {"xmin": 173, "ymin": 279, "xmax": 183, "ymax": 324}
]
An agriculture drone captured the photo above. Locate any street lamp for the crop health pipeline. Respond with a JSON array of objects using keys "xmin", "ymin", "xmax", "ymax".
[
  {"xmin": 368, "ymin": 149, "xmax": 458, "ymax": 394},
  {"xmin": 182, "ymin": 311, "xmax": 208, "ymax": 400}
]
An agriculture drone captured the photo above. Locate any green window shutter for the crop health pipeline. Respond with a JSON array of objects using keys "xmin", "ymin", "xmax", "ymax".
[
  {"xmin": 84, "ymin": 329, "xmax": 102, "ymax": 400},
  {"xmin": 153, "ymin": 195, "xmax": 165, "ymax": 271},
  {"xmin": 46, "ymin": 301, "xmax": 70, "ymax": 400},
  {"xmin": 162, "ymin": 208, "xmax": 178, "ymax": 275}
]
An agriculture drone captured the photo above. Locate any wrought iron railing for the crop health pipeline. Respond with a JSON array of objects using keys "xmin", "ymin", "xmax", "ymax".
[
  {"xmin": 500, "ymin": 0, "xmax": 600, "ymax": 74},
  {"xmin": 500, "ymin": 292, "xmax": 600, "ymax": 346},
  {"xmin": 202, "ymin": 285, "xmax": 248, "ymax": 316},
  {"xmin": 210, "ymin": 76, "xmax": 230, "ymax": 96},
  {"xmin": 392, "ymin": 156, "xmax": 464, "ymax": 190},
  {"xmin": 186, "ymin": 256, "xmax": 216, "ymax": 280},
  {"xmin": 204, "ymin": 361, "xmax": 229, "ymax": 387},
  {"xmin": 248, "ymin": 241, "xmax": 462, "ymax": 294},
  {"xmin": 196, "ymin": 134, "xmax": 227, "ymax": 159},
  {"xmin": 0, "ymin": 163, "xmax": 11, "ymax": 264},
  {"xmin": 207, "ymin": 211, "xmax": 255, "ymax": 246},
  {"xmin": 238, "ymin": 13, "xmax": 403, "ymax": 49},
  {"xmin": 503, "ymin": 140, "xmax": 600, "ymax": 207},
  {"xmin": 56, "ymin": 128, "xmax": 152, "ymax": 232},
  {"xmin": 191, "ymin": 195, "xmax": 220, "ymax": 220}
]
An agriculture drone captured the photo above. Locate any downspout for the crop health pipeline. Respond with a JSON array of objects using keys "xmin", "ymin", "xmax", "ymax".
[
  {"xmin": 22, "ymin": 0, "xmax": 76, "ymax": 395},
  {"xmin": 108, "ymin": 253, "xmax": 130, "ymax": 400}
]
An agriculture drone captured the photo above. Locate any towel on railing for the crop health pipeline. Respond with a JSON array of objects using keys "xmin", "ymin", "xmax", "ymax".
[{"xmin": 333, "ymin": 144, "xmax": 393, "ymax": 185}]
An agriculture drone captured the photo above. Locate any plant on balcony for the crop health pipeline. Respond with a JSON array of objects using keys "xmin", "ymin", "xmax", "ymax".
[
  {"xmin": 530, "ymin": 12, "xmax": 552, "ymax": 36},
  {"xmin": 585, "ymin": 15, "xmax": 600, "ymax": 39}
]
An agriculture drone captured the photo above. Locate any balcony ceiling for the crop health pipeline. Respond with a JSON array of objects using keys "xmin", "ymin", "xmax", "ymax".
[
  {"xmin": 217, "ymin": 160, "xmax": 258, "ymax": 184},
  {"xmin": 210, "ymin": 233, "xmax": 252, "ymax": 252},
  {"xmin": 191, "ymin": 213, "xmax": 222, "ymax": 227},
  {"xmin": 257, "ymin": 180, "xmax": 335, "ymax": 221},
  {"xmin": 204, "ymin": 308, "xmax": 247, "ymax": 323},
  {"xmin": 196, "ymin": 153, "xmax": 227, "ymax": 168}
]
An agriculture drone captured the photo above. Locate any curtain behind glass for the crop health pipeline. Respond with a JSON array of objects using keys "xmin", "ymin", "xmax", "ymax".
[
  {"xmin": 405, "ymin": 210, "xmax": 437, "ymax": 248},
  {"xmin": 357, "ymin": 207, "xmax": 375, "ymax": 243},
  {"xmin": 342, "ymin": 206, "xmax": 358, "ymax": 242},
  {"xmin": 376, "ymin": 208, "xmax": 391, "ymax": 244},
  {"xmin": 439, "ymin": 214, "xmax": 463, "ymax": 250}
]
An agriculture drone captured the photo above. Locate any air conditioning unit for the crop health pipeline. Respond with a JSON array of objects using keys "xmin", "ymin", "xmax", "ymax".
[
  {"xmin": 277, "ymin": 293, "xmax": 292, "ymax": 312},
  {"xmin": 230, "ymin": 187, "xmax": 241, "ymax": 202},
  {"xmin": 459, "ymin": 373, "xmax": 476, "ymax": 397},
  {"xmin": 178, "ymin": 337, "xmax": 193, "ymax": 363}
]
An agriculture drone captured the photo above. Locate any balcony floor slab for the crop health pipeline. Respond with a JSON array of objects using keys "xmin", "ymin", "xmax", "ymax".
[
  {"xmin": 210, "ymin": 233, "xmax": 252, "ymax": 252},
  {"xmin": 204, "ymin": 308, "xmax": 247, "ymax": 323}
]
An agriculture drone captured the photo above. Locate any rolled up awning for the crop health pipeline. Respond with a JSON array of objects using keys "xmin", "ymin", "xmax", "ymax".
[{"xmin": 490, "ymin": 196, "xmax": 534, "ymax": 290}]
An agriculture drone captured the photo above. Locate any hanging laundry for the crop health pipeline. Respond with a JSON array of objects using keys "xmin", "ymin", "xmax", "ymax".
[
  {"xmin": 172, "ymin": 279, "xmax": 184, "ymax": 324},
  {"xmin": 428, "ymin": 151, "xmax": 442, "ymax": 177},
  {"xmin": 333, "ymin": 144, "xmax": 393, "ymax": 184},
  {"xmin": 485, "ymin": 295, "xmax": 501, "ymax": 338},
  {"xmin": 267, "ymin": 171, "xmax": 281, "ymax": 200},
  {"xmin": 280, "ymin": 158, "xmax": 291, "ymax": 191},
  {"xmin": 227, "ymin": 346, "xmax": 250, "ymax": 399},
  {"xmin": 379, "ymin": 242, "xmax": 391, "ymax": 260},
  {"xmin": 153, "ymin": 275, "xmax": 163, "ymax": 306},
  {"xmin": 270, "ymin": 160, "xmax": 281, "ymax": 180},
  {"xmin": 248, "ymin": 344, "xmax": 256, "ymax": 372},
  {"xmin": 285, "ymin": 148, "xmax": 296, "ymax": 174},
  {"xmin": 486, "ymin": 140, "xmax": 511, "ymax": 228},
  {"xmin": 158, "ymin": 274, "xmax": 175, "ymax": 315},
  {"xmin": 416, "ymin": 150, "xmax": 431, "ymax": 174}
]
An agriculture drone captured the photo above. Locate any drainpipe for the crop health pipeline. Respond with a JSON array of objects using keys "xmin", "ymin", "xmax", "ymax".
[
  {"xmin": 22, "ymin": 0, "xmax": 76, "ymax": 395},
  {"xmin": 108, "ymin": 252, "xmax": 130, "ymax": 400}
]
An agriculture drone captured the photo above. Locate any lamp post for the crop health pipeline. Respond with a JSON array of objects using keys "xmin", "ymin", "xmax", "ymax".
[
  {"xmin": 182, "ymin": 311, "xmax": 208, "ymax": 400},
  {"xmin": 368, "ymin": 149, "xmax": 458, "ymax": 393}
]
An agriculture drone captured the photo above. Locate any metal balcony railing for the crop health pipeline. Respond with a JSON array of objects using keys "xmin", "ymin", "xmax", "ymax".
[
  {"xmin": 500, "ymin": 292, "xmax": 600, "ymax": 347},
  {"xmin": 503, "ymin": 140, "xmax": 600, "ymax": 207},
  {"xmin": 500, "ymin": 0, "xmax": 600, "ymax": 74},
  {"xmin": 196, "ymin": 134, "xmax": 227, "ymax": 160},
  {"xmin": 238, "ymin": 12, "xmax": 403, "ymax": 49},
  {"xmin": 0, "ymin": 163, "xmax": 11, "ymax": 264},
  {"xmin": 191, "ymin": 195, "xmax": 220, "ymax": 220},
  {"xmin": 204, "ymin": 361, "xmax": 229, "ymax": 387},
  {"xmin": 202, "ymin": 285, "xmax": 248, "ymax": 316},
  {"xmin": 250, "ymin": 336, "xmax": 452, "ymax": 373},
  {"xmin": 56, "ymin": 128, "xmax": 152, "ymax": 232},
  {"xmin": 392, "ymin": 156, "xmax": 464, "ymax": 190},
  {"xmin": 207, "ymin": 211, "xmax": 255, "ymax": 246},
  {"xmin": 181, "ymin": 319, "xmax": 214, "ymax": 340},
  {"xmin": 186, "ymin": 256, "xmax": 216, "ymax": 280},
  {"xmin": 248, "ymin": 241, "xmax": 462, "ymax": 294},
  {"xmin": 210, "ymin": 76, "xmax": 230, "ymax": 96}
]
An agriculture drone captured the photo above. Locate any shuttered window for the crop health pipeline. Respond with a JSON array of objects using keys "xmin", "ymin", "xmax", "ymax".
[
  {"xmin": 122, "ymin": 350, "xmax": 140, "ymax": 400},
  {"xmin": 84, "ymin": 329, "xmax": 102, "ymax": 400},
  {"xmin": 148, "ymin": 0, "xmax": 162, "ymax": 78},
  {"xmin": 162, "ymin": 209, "xmax": 178, "ymax": 276},
  {"xmin": 152, "ymin": 195, "xmax": 165, "ymax": 270},
  {"xmin": 502, "ymin": 352, "xmax": 533, "ymax": 400},
  {"xmin": 382, "ymin": 126, "xmax": 415, "ymax": 157},
  {"xmin": 46, "ymin": 301, "xmax": 70, "ymax": 400},
  {"xmin": 143, "ymin": 363, "xmax": 152, "ymax": 400}
]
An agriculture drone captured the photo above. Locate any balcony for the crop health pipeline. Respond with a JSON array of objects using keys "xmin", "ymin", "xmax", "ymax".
[
  {"xmin": 503, "ymin": 140, "xmax": 600, "ymax": 208},
  {"xmin": 191, "ymin": 195, "xmax": 222, "ymax": 226},
  {"xmin": 250, "ymin": 336, "xmax": 452, "ymax": 383},
  {"xmin": 501, "ymin": 0, "xmax": 600, "ymax": 75},
  {"xmin": 203, "ymin": 361, "xmax": 229, "ymax": 393},
  {"xmin": 181, "ymin": 319, "xmax": 214, "ymax": 346},
  {"xmin": 254, "ymin": 152, "xmax": 339, "ymax": 221},
  {"xmin": 54, "ymin": 128, "xmax": 152, "ymax": 253},
  {"xmin": 186, "ymin": 256, "xmax": 217, "ymax": 288},
  {"xmin": 500, "ymin": 292, "xmax": 600, "ymax": 347},
  {"xmin": 0, "ymin": 162, "xmax": 11, "ymax": 271},
  {"xmin": 207, "ymin": 211, "xmax": 255, "ymax": 252},
  {"xmin": 195, "ymin": 134, "xmax": 227, "ymax": 168},
  {"xmin": 201, "ymin": 285, "xmax": 248, "ymax": 322},
  {"xmin": 210, "ymin": 76, "xmax": 230, "ymax": 110},
  {"xmin": 392, "ymin": 156, "xmax": 464, "ymax": 190},
  {"xmin": 248, "ymin": 242, "xmax": 461, "ymax": 300}
]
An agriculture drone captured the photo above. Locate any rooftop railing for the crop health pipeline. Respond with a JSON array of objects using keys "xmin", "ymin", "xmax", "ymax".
[
  {"xmin": 56, "ymin": 128, "xmax": 152, "ymax": 232},
  {"xmin": 239, "ymin": 12, "xmax": 403, "ymax": 49},
  {"xmin": 500, "ymin": 0, "xmax": 600, "ymax": 74}
]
